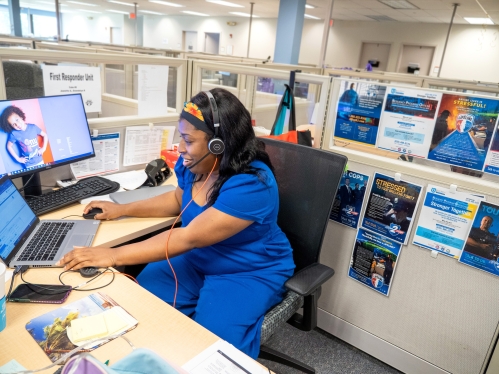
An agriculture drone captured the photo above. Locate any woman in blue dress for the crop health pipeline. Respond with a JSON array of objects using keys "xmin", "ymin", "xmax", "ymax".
[{"xmin": 57, "ymin": 88, "xmax": 295, "ymax": 358}]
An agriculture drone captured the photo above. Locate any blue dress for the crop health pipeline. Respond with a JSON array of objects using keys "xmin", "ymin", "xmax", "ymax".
[{"xmin": 137, "ymin": 157, "xmax": 295, "ymax": 358}]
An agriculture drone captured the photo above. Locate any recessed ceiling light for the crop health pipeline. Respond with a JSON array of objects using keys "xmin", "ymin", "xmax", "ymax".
[
  {"xmin": 207, "ymin": 0, "xmax": 243, "ymax": 7},
  {"xmin": 229, "ymin": 11, "xmax": 258, "ymax": 17},
  {"xmin": 148, "ymin": 0, "xmax": 183, "ymax": 7},
  {"xmin": 305, "ymin": 4, "xmax": 315, "ymax": 9},
  {"xmin": 464, "ymin": 17, "xmax": 494, "ymax": 25},
  {"xmin": 140, "ymin": 10, "xmax": 164, "ymax": 14},
  {"xmin": 182, "ymin": 10, "xmax": 209, "ymax": 16},
  {"xmin": 378, "ymin": 0, "xmax": 418, "ymax": 9},
  {"xmin": 77, "ymin": 8, "xmax": 101, "ymax": 13},
  {"xmin": 108, "ymin": 9, "xmax": 130, "ymax": 14},
  {"xmin": 108, "ymin": 0, "xmax": 136, "ymax": 7},
  {"xmin": 67, "ymin": 1, "xmax": 97, "ymax": 6},
  {"xmin": 304, "ymin": 14, "xmax": 320, "ymax": 19}
]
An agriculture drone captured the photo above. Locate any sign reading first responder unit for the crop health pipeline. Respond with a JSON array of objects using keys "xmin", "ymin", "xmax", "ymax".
[{"xmin": 42, "ymin": 66, "xmax": 102, "ymax": 113}]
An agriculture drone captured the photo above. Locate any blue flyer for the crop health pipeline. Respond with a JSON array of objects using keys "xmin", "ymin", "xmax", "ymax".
[
  {"xmin": 459, "ymin": 201, "xmax": 499, "ymax": 277},
  {"xmin": 334, "ymin": 82, "xmax": 386, "ymax": 146},
  {"xmin": 413, "ymin": 185, "xmax": 483, "ymax": 258},
  {"xmin": 348, "ymin": 228, "xmax": 402, "ymax": 296},
  {"xmin": 428, "ymin": 94, "xmax": 499, "ymax": 171},
  {"xmin": 330, "ymin": 170, "xmax": 369, "ymax": 229},
  {"xmin": 362, "ymin": 173, "xmax": 423, "ymax": 244}
]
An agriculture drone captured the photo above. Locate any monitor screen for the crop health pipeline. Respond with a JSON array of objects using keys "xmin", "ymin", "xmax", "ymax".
[{"xmin": 0, "ymin": 94, "xmax": 94, "ymax": 177}]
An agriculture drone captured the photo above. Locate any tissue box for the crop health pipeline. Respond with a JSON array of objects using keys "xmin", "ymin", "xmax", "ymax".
[{"xmin": 161, "ymin": 144, "xmax": 180, "ymax": 169}]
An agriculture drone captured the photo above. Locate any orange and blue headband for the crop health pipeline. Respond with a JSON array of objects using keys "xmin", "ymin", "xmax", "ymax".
[{"xmin": 180, "ymin": 101, "xmax": 214, "ymax": 136}]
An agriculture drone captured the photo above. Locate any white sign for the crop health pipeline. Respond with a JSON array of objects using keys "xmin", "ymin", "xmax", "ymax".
[
  {"xmin": 138, "ymin": 65, "xmax": 169, "ymax": 117},
  {"xmin": 376, "ymin": 87, "xmax": 442, "ymax": 158},
  {"xmin": 42, "ymin": 66, "xmax": 102, "ymax": 113},
  {"xmin": 123, "ymin": 125, "xmax": 175, "ymax": 166},
  {"xmin": 70, "ymin": 133, "xmax": 120, "ymax": 179}
]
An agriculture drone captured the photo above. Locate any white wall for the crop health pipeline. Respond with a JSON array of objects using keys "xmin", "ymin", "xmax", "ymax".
[{"xmin": 61, "ymin": 13, "xmax": 124, "ymax": 44}]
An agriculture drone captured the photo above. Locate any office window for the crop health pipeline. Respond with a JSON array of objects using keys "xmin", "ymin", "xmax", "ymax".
[
  {"xmin": 33, "ymin": 14, "xmax": 57, "ymax": 38},
  {"xmin": 0, "ymin": 8, "xmax": 10, "ymax": 35}
]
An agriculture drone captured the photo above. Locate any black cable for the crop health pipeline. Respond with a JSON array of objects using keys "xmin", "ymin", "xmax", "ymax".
[
  {"xmin": 59, "ymin": 268, "xmax": 116, "ymax": 291},
  {"xmin": 18, "ymin": 174, "xmax": 35, "ymax": 192},
  {"xmin": 60, "ymin": 215, "xmax": 83, "ymax": 220},
  {"xmin": 6, "ymin": 265, "xmax": 29, "ymax": 300},
  {"xmin": 18, "ymin": 271, "xmax": 71, "ymax": 293}
]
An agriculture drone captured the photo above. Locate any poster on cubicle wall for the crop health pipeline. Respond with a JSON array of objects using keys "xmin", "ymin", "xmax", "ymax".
[
  {"xmin": 330, "ymin": 170, "xmax": 369, "ymax": 229},
  {"xmin": 412, "ymin": 184, "xmax": 483, "ymax": 259},
  {"xmin": 376, "ymin": 87, "xmax": 441, "ymax": 158},
  {"xmin": 348, "ymin": 228, "xmax": 402, "ymax": 296},
  {"xmin": 459, "ymin": 201, "xmax": 499, "ymax": 277},
  {"xmin": 42, "ymin": 66, "xmax": 102, "ymax": 113},
  {"xmin": 483, "ymin": 121, "xmax": 499, "ymax": 175},
  {"xmin": 427, "ymin": 94, "xmax": 499, "ymax": 171},
  {"xmin": 333, "ymin": 82, "xmax": 386, "ymax": 146},
  {"xmin": 361, "ymin": 173, "xmax": 423, "ymax": 244}
]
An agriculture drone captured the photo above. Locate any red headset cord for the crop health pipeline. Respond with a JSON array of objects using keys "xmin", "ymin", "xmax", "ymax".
[{"xmin": 165, "ymin": 158, "xmax": 218, "ymax": 308}]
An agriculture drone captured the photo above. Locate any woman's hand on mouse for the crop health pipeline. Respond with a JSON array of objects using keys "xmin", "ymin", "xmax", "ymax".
[
  {"xmin": 56, "ymin": 246, "xmax": 117, "ymax": 270},
  {"xmin": 84, "ymin": 201, "xmax": 126, "ymax": 220}
]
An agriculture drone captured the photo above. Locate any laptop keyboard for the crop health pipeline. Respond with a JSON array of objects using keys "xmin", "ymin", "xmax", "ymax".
[{"xmin": 17, "ymin": 222, "xmax": 74, "ymax": 262}]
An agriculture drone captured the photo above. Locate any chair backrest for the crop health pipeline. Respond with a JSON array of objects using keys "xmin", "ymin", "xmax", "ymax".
[
  {"xmin": 3, "ymin": 61, "xmax": 45, "ymax": 100},
  {"xmin": 261, "ymin": 138, "xmax": 347, "ymax": 273}
]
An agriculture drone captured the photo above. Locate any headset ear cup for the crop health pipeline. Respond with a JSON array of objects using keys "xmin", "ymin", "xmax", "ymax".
[{"xmin": 208, "ymin": 137, "xmax": 225, "ymax": 155}]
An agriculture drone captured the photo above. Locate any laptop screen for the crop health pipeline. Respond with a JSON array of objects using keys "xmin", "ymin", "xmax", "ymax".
[{"xmin": 0, "ymin": 176, "xmax": 37, "ymax": 262}]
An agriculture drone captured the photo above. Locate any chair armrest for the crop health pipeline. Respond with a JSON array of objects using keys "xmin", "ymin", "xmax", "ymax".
[{"xmin": 284, "ymin": 263, "xmax": 335, "ymax": 296}]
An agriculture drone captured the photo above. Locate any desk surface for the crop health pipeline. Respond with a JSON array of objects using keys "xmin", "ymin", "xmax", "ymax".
[{"xmin": 1, "ymin": 174, "xmax": 223, "ymax": 373}]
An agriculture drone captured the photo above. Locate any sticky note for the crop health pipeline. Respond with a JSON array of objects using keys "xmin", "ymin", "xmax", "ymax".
[
  {"xmin": 104, "ymin": 308, "xmax": 129, "ymax": 334},
  {"xmin": 70, "ymin": 314, "xmax": 108, "ymax": 342}
]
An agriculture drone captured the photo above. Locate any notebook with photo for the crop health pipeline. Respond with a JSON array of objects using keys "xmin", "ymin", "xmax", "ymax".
[{"xmin": 0, "ymin": 175, "xmax": 100, "ymax": 267}]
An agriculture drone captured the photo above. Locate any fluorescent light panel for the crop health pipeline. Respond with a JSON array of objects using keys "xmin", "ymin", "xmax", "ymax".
[
  {"xmin": 77, "ymin": 8, "xmax": 100, "ymax": 13},
  {"xmin": 140, "ymin": 9, "xmax": 164, "ymax": 14},
  {"xmin": 378, "ymin": 0, "xmax": 418, "ymax": 9},
  {"xmin": 464, "ymin": 17, "xmax": 493, "ymax": 24},
  {"xmin": 148, "ymin": 0, "xmax": 183, "ymax": 7},
  {"xmin": 305, "ymin": 4, "xmax": 315, "ymax": 9},
  {"xmin": 108, "ymin": 9, "xmax": 130, "ymax": 14},
  {"xmin": 67, "ymin": 1, "xmax": 97, "ymax": 6},
  {"xmin": 207, "ymin": 0, "xmax": 243, "ymax": 7},
  {"xmin": 229, "ymin": 12, "xmax": 258, "ymax": 17},
  {"xmin": 108, "ymin": 0, "xmax": 136, "ymax": 7},
  {"xmin": 304, "ymin": 14, "xmax": 320, "ymax": 19},
  {"xmin": 182, "ymin": 10, "xmax": 209, "ymax": 16}
]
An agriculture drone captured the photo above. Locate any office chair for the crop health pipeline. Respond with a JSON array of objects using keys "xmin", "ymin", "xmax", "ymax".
[
  {"xmin": 3, "ymin": 61, "xmax": 45, "ymax": 99},
  {"xmin": 258, "ymin": 138, "xmax": 347, "ymax": 374}
]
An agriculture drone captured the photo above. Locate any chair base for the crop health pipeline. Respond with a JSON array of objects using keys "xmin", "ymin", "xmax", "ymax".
[{"xmin": 259, "ymin": 345, "xmax": 315, "ymax": 374}]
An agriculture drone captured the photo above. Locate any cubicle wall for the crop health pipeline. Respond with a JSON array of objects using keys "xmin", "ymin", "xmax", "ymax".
[{"xmin": 2, "ymin": 44, "xmax": 499, "ymax": 374}]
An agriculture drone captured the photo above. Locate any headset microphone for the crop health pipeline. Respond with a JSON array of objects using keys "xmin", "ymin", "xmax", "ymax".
[{"xmin": 186, "ymin": 151, "xmax": 212, "ymax": 169}]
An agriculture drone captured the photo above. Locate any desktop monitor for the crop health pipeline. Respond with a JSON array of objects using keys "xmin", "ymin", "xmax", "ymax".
[{"xmin": 0, "ymin": 94, "xmax": 95, "ymax": 183}]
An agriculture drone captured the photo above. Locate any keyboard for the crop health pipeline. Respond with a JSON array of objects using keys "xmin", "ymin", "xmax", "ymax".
[
  {"xmin": 25, "ymin": 176, "xmax": 120, "ymax": 216},
  {"xmin": 16, "ymin": 222, "xmax": 74, "ymax": 262}
]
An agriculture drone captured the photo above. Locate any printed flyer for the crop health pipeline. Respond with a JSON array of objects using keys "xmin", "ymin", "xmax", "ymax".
[
  {"xmin": 413, "ymin": 184, "xmax": 483, "ymax": 258},
  {"xmin": 428, "ymin": 94, "xmax": 499, "ymax": 170},
  {"xmin": 483, "ymin": 120, "xmax": 499, "ymax": 175},
  {"xmin": 362, "ymin": 173, "xmax": 423, "ymax": 244},
  {"xmin": 330, "ymin": 170, "xmax": 370, "ymax": 229},
  {"xmin": 348, "ymin": 228, "xmax": 402, "ymax": 296},
  {"xmin": 459, "ymin": 201, "xmax": 499, "ymax": 277},
  {"xmin": 377, "ymin": 86, "xmax": 441, "ymax": 158},
  {"xmin": 334, "ymin": 81, "xmax": 386, "ymax": 146}
]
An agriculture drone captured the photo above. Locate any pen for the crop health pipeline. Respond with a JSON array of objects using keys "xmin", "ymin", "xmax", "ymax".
[{"xmin": 217, "ymin": 350, "xmax": 251, "ymax": 374}]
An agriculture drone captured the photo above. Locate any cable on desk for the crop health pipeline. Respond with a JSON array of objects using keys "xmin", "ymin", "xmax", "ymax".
[
  {"xmin": 60, "ymin": 215, "xmax": 83, "ymax": 220},
  {"xmin": 58, "ymin": 268, "xmax": 115, "ymax": 291},
  {"xmin": 5, "ymin": 265, "xmax": 27, "ymax": 300}
]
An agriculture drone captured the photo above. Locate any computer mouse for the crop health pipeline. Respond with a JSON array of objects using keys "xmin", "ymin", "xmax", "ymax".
[{"xmin": 83, "ymin": 208, "xmax": 103, "ymax": 220}]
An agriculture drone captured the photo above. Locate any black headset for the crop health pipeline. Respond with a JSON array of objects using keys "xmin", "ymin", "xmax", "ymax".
[{"xmin": 204, "ymin": 90, "xmax": 225, "ymax": 155}]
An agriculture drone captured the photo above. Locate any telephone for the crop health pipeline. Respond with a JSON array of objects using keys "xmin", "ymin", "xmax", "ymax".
[{"xmin": 143, "ymin": 159, "xmax": 171, "ymax": 187}]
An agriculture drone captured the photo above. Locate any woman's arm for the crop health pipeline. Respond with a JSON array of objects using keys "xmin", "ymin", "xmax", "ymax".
[
  {"xmin": 84, "ymin": 187, "xmax": 184, "ymax": 220},
  {"xmin": 56, "ymin": 206, "xmax": 253, "ymax": 270}
]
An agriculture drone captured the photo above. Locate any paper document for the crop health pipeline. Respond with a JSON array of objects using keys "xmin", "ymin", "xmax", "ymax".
[
  {"xmin": 123, "ymin": 126, "xmax": 175, "ymax": 166},
  {"xmin": 71, "ymin": 133, "xmax": 120, "ymax": 179},
  {"xmin": 103, "ymin": 170, "xmax": 147, "ymax": 190},
  {"xmin": 182, "ymin": 340, "xmax": 268, "ymax": 374},
  {"xmin": 138, "ymin": 65, "xmax": 169, "ymax": 117}
]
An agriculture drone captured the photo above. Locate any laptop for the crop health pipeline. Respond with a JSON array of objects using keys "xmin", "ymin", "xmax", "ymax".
[{"xmin": 0, "ymin": 175, "xmax": 100, "ymax": 268}]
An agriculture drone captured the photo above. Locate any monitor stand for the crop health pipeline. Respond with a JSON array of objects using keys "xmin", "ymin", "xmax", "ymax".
[{"xmin": 21, "ymin": 172, "xmax": 42, "ymax": 197}]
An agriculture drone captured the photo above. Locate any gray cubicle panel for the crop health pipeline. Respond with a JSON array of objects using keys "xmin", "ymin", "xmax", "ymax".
[{"xmin": 318, "ymin": 159, "xmax": 499, "ymax": 374}]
